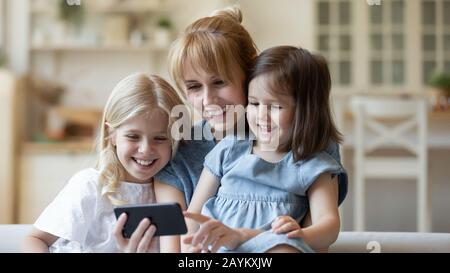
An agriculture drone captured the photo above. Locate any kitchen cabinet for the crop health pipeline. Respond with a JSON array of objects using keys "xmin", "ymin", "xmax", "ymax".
[{"xmin": 18, "ymin": 145, "xmax": 96, "ymax": 223}]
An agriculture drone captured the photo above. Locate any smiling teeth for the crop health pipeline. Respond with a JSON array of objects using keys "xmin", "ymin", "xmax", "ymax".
[
  {"xmin": 259, "ymin": 125, "xmax": 271, "ymax": 131},
  {"xmin": 135, "ymin": 159, "xmax": 154, "ymax": 166},
  {"xmin": 205, "ymin": 109, "xmax": 224, "ymax": 117}
]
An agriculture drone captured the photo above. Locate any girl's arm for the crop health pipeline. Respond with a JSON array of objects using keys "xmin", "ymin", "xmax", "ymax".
[
  {"xmin": 22, "ymin": 228, "xmax": 59, "ymax": 253},
  {"xmin": 154, "ymin": 179, "xmax": 187, "ymax": 253},
  {"xmin": 300, "ymin": 173, "xmax": 340, "ymax": 251},
  {"xmin": 184, "ymin": 168, "xmax": 263, "ymax": 252},
  {"xmin": 184, "ymin": 211, "xmax": 262, "ymax": 253}
]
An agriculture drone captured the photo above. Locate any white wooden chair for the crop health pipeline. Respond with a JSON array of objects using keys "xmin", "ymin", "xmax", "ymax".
[{"xmin": 351, "ymin": 96, "xmax": 431, "ymax": 232}]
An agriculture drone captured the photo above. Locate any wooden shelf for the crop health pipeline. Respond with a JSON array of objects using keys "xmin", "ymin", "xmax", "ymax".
[
  {"xmin": 30, "ymin": 44, "xmax": 168, "ymax": 53},
  {"xmin": 344, "ymin": 109, "xmax": 450, "ymax": 121},
  {"xmin": 22, "ymin": 140, "xmax": 96, "ymax": 155},
  {"xmin": 428, "ymin": 111, "xmax": 450, "ymax": 120},
  {"xmin": 31, "ymin": 0, "xmax": 164, "ymax": 15}
]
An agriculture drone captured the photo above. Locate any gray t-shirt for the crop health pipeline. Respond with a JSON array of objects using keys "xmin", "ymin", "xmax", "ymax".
[{"xmin": 155, "ymin": 121, "xmax": 216, "ymax": 205}]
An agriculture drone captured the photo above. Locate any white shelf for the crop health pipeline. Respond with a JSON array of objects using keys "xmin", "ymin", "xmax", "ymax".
[
  {"xmin": 30, "ymin": 0, "xmax": 165, "ymax": 15},
  {"xmin": 22, "ymin": 140, "xmax": 95, "ymax": 155},
  {"xmin": 30, "ymin": 45, "xmax": 168, "ymax": 53}
]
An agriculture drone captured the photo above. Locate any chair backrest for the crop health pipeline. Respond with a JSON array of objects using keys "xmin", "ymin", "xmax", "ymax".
[
  {"xmin": 351, "ymin": 96, "xmax": 428, "ymax": 157},
  {"xmin": 351, "ymin": 95, "xmax": 431, "ymax": 232}
]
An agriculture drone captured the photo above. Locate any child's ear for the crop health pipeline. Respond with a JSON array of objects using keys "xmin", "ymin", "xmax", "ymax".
[{"xmin": 105, "ymin": 122, "xmax": 116, "ymax": 146}]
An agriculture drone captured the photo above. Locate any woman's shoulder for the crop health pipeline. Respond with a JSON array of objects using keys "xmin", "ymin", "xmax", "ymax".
[{"xmin": 175, "ymin": 120, "xmax": 216, "ymax": 153}]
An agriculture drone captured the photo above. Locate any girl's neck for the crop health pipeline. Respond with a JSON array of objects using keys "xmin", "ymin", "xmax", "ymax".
[
  {"xmin": 123, "ymin": 176, "xmax": 154, "ymax": 185},
  {"xmin": 252, "ymin": 141, "xmax": 288, "ymax": 163}
]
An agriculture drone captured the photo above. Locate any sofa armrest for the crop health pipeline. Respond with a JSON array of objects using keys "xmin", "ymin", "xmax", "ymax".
[
  {"xmin": 0, "ymin": 225, "xmax": 33, "ymax": 253},
  {"xmin": 330, "ymin": 231, "xmax": 450, "ymax": 253}
]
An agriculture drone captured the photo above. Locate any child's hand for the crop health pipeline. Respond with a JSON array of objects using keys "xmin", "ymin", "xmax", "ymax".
[
  {"xmin": 183, "ymin": 212, "xmax": 244, "ymax": 253},
  {"xmin": 271, "ymin": 216, "xmax": 304, "ymax": 238},
  {"xmin": 114, "ymin": 213, "xmax": 158, "ymax": 253}
]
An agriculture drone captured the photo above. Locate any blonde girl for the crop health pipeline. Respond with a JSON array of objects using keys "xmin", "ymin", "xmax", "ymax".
[{"xmin": 23, "ymin": 73, "xmax": 184, "ymax": 253}]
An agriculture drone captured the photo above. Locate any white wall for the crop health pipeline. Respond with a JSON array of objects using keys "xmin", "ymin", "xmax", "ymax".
[
  {"xmin": 239, "ymin": 0, "xmax": 315, "ymax": 51},
  {"xmin": 0, "ymin": 70, "xmax": 16, "ymax": 223},
  {"xmin": 6, "ymin": 0, "xmax": 28, "ymax": 74},
  {"xmin": 0, "ymin": 0, "xmax": 4, "ymax": 48}
]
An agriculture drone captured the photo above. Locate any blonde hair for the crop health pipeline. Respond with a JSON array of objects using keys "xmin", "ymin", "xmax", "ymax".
[
  {"xmin": 95, "ymin": 73, "xmax": 184, "ymax": 205},
  {"xmin": 168, "ymin": 6, "xmax": 258, "ymax": 96}
]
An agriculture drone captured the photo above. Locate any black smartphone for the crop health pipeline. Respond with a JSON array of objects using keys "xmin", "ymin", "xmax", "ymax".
[{"xmin": 113, "ymin": 202, "xmax": 187, "ymax": 238}]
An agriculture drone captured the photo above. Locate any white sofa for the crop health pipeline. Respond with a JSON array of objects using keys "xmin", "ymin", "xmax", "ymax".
[{"xmin": 2, "ymin": 225, "xmax": 450, "ymax": 253}]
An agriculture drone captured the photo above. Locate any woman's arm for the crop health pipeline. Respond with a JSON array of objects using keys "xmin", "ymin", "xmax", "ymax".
[
  {"xmin": 154, "ymin": 180, "xmax": 187, "ymax": 253},
  {"xmin": 299, "ymin": 173, "xmax": 340, "ymax": 251},
  {"xmin": 183, "ymin": 168, "xmax": 221, "ymax": 252},
  {"xmin": 187, "ymin": 168, "xmax": 220, "ymax": 213},
  {"xmin": 22, "ymin": 228, "xmax": 59, "ymax": 253}
]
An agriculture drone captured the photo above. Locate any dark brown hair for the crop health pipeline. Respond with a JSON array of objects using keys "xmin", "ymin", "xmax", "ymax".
[{"xmin": 248, "ymin": 46, "xmax": 342, "ymax": 161}]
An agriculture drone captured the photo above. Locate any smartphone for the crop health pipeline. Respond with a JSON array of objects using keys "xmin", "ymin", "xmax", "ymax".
[{"xmin": 113, "ymin": 202, "xmax": 187, "ymax": 238}]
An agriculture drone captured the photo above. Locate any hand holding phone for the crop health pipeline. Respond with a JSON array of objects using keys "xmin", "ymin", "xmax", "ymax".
[
  {"xmin": 113, "ymin": 202, "xmax": 187, "ymax": 238},
  {"xmin": 114, "ymin": 213, "xmax": 158, "ymax": 253}
]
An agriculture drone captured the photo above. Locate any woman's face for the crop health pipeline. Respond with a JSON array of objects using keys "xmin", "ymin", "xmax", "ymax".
[{"xmin": 182, "ymin": 63, "xmax": 246, "ymax": 133}]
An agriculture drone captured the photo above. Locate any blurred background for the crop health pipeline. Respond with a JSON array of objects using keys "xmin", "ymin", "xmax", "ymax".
[{"xmin": 0, "ymin": 0, "xmax": 449, "ymax": 232}]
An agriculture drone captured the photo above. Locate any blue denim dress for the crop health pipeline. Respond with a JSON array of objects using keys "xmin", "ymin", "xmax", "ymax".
[{"xmin": 201, "ymin": 135, "xmax": 348, "ymax": 253}]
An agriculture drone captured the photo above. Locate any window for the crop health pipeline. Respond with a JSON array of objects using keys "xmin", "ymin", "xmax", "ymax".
[
  {"xmin": 316, "ymin": 0, "xmax": 353, "ymax": 86},
  {"xmin": 421, "ymin": 0, "xmax": 450, "ymax": 84},
  {"xmin": 368, "ymin": 0, "xmax": 406, "ymax": 86}
]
